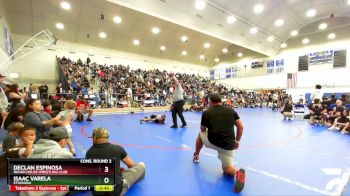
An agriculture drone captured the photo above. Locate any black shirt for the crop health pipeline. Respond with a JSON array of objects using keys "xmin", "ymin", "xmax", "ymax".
[
  {"xmin": 201, "ymin": 105, "xmax": 240, "ymax": 150},
  {"xmin": 3, "ymin": 109, "xmax": 23, "ymax": 130},
  {"xmin": 86, "ymin": 142, "xmax": 127, "ymax": 195}
]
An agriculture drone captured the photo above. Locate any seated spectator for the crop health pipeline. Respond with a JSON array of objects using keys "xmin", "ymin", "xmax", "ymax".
[
  {"xmin": 42, "ymin": 100, "xmax": 52, "ymax": 115},
  {"xmin": 19, "ymin": 127, "xmax": 73, "ymax": 158},
  {"xmin": 3, "ymin": 103, "xmax": 25, "ymax": 130},
  {"xmin": 281, "ymin": 100, "xmax": 293, "ymax": 120},
  {"xmin": 326, "ymin": 100, "xmax": 345, "ymax": 127},
  {"xmin": 2, "ymin": 122, "xmax": 24, "ymax": 152},
  {"xmin": 23, "ymin": 99, "xmax": 60, "ymax": 141},
  {"xmin": 309, "ymin": 99, "xmax": 324, "ymax": 125},
  {"xmin": 7, "ymin": 84, "xmax": 27, "ymax": 110},
  {"xmin": 328, "ymin": 110, "xmax": 350, "ymax": 132},
  {"xmin": 140, "ymin": 114, "xmax": 166, "ymax": 124},
  {"xmin": 86, "ymin": 127, "xmax": 145, "ymax": 196},
  {"xmin": 76, "ymin": 96, "xmax": 93, "ymax": 121},
  {"xmin": 51, "ymin": 100, "xmax": 63, "ymax": 118}
]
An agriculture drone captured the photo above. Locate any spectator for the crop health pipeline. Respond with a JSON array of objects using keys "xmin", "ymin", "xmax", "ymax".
[
  {"xmin": 281, "ymin": 100, "xmax": 294, "ymax": 120},
  {"xmin": 57, "ymin": 100, "xmax": 76, "ymax": 156},
  {"xmin": 23, "ymin": 99, "xmax": 60, "ymax": 141},
  {"xmin": 328, "ymin": 110, "xmax": 350, "ymax": 132},
  {"xmin": 39, "ymin": 81, "xmax": 49, "ymax": 100},
  {"xmin": 7, "ymin": 84, "xmax": 26, "ymax": 110},
  {"xmin": 3, "ymin": 102, "xmax": 26, "ymax": 130},
  {"xmin": 311, "ymin": 84, "xmax": 323, "ymax": 103},
  {"xmin": 193, "ymin": 93, "xmax": 245, "ymax": 193},
  {"xmin": 86, "ymin": 127, "xmax": 145, "ymax": 196},
  {"xmin": 42, "ymin": 100, "xmax": 52, "ymax": 115},
  {"xmin": 2, "ymin": 122, "xmax": 24, "ymax": 152},
  {"xmin": 0, "ymin": 73, "xmax": 9, "ymax": 126},
  {"xmin": 309, "ymin": 98, "xmax": 324, "ymax": 125}
]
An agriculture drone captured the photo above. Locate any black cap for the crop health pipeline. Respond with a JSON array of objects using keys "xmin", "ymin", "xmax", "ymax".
[{"xmin": 209, "ymin": 93, "xmax": 222, "ymax": 102}]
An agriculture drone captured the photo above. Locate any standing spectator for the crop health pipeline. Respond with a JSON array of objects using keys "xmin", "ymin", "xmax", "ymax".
[
  {"xmin": 39, "ymin": 82, "xmax": 49, "ymax": 100},
  {"xmin": 0, "ymin": 73, "xmax": 8, "ymax": 126},
  {"xmin": 55, "ymin": 82, "xmax": 63, "ymax": 97},
  {"xmin": 193, "ymin": 93, "xmax": 245, "ymax": 193},
  {"xmin": 3, "ymin": 103, "xmax": 26, "ymax": 130},
  {"xmin": 23, "ymin": 99, "xmax": 60, "ymax": 141},
  {"xmin": 311, "ymin": 84, "xmax": 323, "ymax": 103},
  {"xmin": 86, "ymin": 127, "xmax": 145, "ymax": 196},
  {"xmin": 170, "ymin": 74, "xmax": 187, "ymax": 128},
  {"xmin": 7, "ymin": 84, "xmax": 27, "ymax": 110}
]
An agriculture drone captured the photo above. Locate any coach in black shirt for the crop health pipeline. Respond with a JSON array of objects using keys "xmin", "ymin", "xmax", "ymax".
[
  {"xmin": 193, "ymin": 93, "xmax": 245, "ymax": 193},
  {"xmin": 86, "ymin": 127, "xmax": 145, "ymax": 196}
]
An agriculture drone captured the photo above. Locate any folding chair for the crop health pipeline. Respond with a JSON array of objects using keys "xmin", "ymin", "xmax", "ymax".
[{"xmin": 294, "ymin": 104, "xmax": 305, "ymax": 120}]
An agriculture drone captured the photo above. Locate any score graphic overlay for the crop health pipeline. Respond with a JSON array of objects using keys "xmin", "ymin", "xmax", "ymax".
[{"xmin": 7, "ymin": 159, "xmax": 116, "ymax": 192}]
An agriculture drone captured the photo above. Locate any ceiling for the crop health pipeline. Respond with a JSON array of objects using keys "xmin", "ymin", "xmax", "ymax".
[{"xmin": 0, "ymin": 0, "xmax": 350, "ymax": 67}]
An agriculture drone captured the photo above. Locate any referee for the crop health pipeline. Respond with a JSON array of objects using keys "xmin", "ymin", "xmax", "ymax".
[{"xmin": 170, "ymin": 74, "xmax": 187, "ymax": 128}]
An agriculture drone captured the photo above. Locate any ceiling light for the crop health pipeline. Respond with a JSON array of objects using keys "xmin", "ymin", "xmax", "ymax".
[
  {"xmin": 199, "ymin": 54, "xmax": 205, "ymax": 59},
  {"xmin": 306, "ymin": 9, "xmax": 316, "ymax": 17},
  {"xmin": 56, "ymin": 23, "xmax": 64, "ymax": 29},
  {"xmin": 290, "ymin": 30, "xmax": 298, "ymax": 36},
  {"xmin": 274, "ymin": 19, "xmax": 284, "ymax": 27},
  {"xmin": 99, "ymin": 32, "xmax": 106, "ymax": 38},
  {"xmin": 160, "ymin": 45, "xmax": 166, "ymax": 51},
  {"xmin": 113, "ymin": 16, "xmax": 122, "ymax": 24},
  {"xmin": 250, "ymin": 27, "xmax": 258, "ymax": 34},
  {"xmin": 222, "ymin": 48, "xmax": 228, "ymax": 53},
  {"xmin": 133, "ymin": 39, "xmax": 140, "ymax": 45},
  {"xmin": 318, "ymin": 23, "xmax": 328, "ymax": 30},
  {"xmin": 214, "ymin": 58, "xmax": 219, "ymax": 62},
  {"xmin": 226, "ymin": 16, "xmax": 236, "ymax": 24},
  {"xmin": 181, "ymin": 36, "xmax": 188, "ymax": 42},
  {"xmin": 237, "ymin": 52, "xmax": 243, "ymax": 57},
  {"xmin": 267, "ymin": 36, "xmax": 274, "ymax": 42},
  {"xmin": 302, "ymin": 38, "xmax": 309, "ymax": 44},
  {"xmin": 181, "ymin": 50, "xmax": 187, "ymax": 56},
  {"xmin": 195, "ymin": 0, "xmax": 206, "ymax": 10},
  {"xmin": 348, "ymin": 0, "xmax": 350, "ymax": 5},
  {"xmin": 152, "ymin": 27, "xmax": 160, "ymax": 34},
  {"xmin": 203, "ymin": 42, "xmax": 210, "ymax": 48},
  {"xmin": 60, "ymin": 2, "xmax": 71, "ymax": 10},
  {"xmin": 328, "ymin": 33, "xmax": 336, "ymax": 39},
  {"xmin": 253, "ymin": 4, "xmax": 264, "ymax": 14},
  {"xmin": 281, "ymin": 43, "xmax": 287, "ymax": 48}
]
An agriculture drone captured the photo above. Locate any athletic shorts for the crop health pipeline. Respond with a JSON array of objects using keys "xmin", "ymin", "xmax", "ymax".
[{"xmin": 199, "ymin": 132, "xmax": 235, "ymax": 167}]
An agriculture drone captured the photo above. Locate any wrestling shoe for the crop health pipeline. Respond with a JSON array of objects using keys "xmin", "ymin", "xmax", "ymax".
[
  {"xmin": 193, "ymin": 153, "xmax": 200, "ymax": 163},
  {"xmin": 234, "ymin": 169, "xmax": 246, "ymax": 193}
]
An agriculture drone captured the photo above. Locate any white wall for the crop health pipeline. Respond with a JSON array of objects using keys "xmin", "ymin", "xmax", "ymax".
[{"xmin": 214, "ymin": 38, "xmax": 350, "ymax": 90}]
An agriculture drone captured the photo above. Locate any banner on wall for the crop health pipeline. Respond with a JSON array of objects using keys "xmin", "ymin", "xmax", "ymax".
[
  {"xmin": 231, "ymin": 66, "xmax": 238, "ymax": 78},
  {"xmin": 275, "ymin": 59, "xmax": 284, "ymax": 73},
  {"xmin": 225, "ymin": 68, "xmax": 232, "ymax": 78},
  {"xmin": 210, "ymin": 70, "xmax": 215, "ymax": 80},
  {"xmin": 3, "ymin": 27, "xmax": 14, "ymax": 58},
  {"xmin": 219, "ymin": 68, "xmax": 226, "ymax": 79},
  {"xmin": 267, "ymin": 60, "xmax": 274, "ymax": 74}
]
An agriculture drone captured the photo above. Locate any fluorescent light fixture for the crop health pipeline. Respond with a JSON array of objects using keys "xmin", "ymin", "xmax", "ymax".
[
  {"xmin": 281, "ymin": 43, "xmax": 287, "ymax": 48},
  {"xmin": 203, "ymin": 42, "xmax": 210, "ymax": 48},
  {"xmin": 302, "ymin": 38, "xmax": 309, "ymax": 44},
  {"xmin": 195, "ymin": 0, "xmax": 206, "ymax": 10},
  {"xmin": 318, "ymin": 23, "xmax": 328, "ymax": 30},
  {"xmin": 290, "ymin": 30, "xmax": 298, "ymax": 36},
  {"xmin": 152, "ymin": 27, "xmax": 160, "ymax": 34},
  {"xmin": 99, "ymin": 32, "xmax": 106, "ymax": 38},
  {"xmin": 328, "ymin": 33, "xmax": 336, "ymax": 39},
  {"xmin": 226, "ymin": 16, "xmax": 236, "ymax": 24},
  {"xmin": 267, "ymin": 36, "xmax": 274, "ymax": 42},
  {"xmin": 237, "ymin": 52, "xmax": 243, "ymax": 57},
  {"xmin": 181, "ymin": 50, "xmax": 187, "ymax": 56},
  {"xmin": 199, "ymin": 54, "xmax": 205, "ymax": 59},
  {"xmin": 306, "ymin": 9, "xmax": 316, "ymax": 17},
  {"xmin": 274, "ymin": 19, "xmax": 284, "ymax": 27},
  {"xmin": 56, "ymin": 23, "xmax": 64, "ymax": 29},
  {"xmin": 133, "ymin": 39, "xmax": 140, "ymax": 45},
  {"xmin": 60, "ymin": 2, "xmax": 71, "ymax": 10},
  {"xmin": 254, "ymin": 4, "xmax": 264, "ymax": 14},
  {"xmin": 113, "ymin": 16, "xmax": 122, "ymax": 24},
  {"xmin": 214, "ymin": 58, "xmax": 219, "ymax": 62},
  {"xmin": 160, "ymin": 45, "xmax": 166, "ymax": 51},
  {"xmin": 250, "ymin": 27, "xmax": 258, "ymax": 34},
  {"xmin": 181, "ymin": 36, "xmax": 188, "ymax": 42},
  {"xmin": 222, "ymin": 48, "xmax": 228, "ymax": 53}
]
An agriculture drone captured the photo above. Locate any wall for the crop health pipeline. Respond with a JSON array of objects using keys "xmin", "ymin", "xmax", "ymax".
[{"xmin": 214, "ymin": 38, "xmax": 350, "ymax": 91}]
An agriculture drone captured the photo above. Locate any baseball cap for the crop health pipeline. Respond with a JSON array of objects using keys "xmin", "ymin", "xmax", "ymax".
[
  {"xmin": 209, "ymin": 93, "xmax": 222, "ymax": 102},
  {"xmin": 0, "ymin": 73, "xmax": 6, "ymax": 77},
  {"xmin": 92, "ymin": 127, "xmax": 109, "ymax": 139},
  {"xmin": 48, "ymin": 127, "xmax": 69, "ymax": 140}
]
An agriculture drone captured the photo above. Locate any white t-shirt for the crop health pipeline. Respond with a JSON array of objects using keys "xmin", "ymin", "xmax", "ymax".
[{"xmin": 311, "ymin": 89, "xmax": 323, "ymax": 102}]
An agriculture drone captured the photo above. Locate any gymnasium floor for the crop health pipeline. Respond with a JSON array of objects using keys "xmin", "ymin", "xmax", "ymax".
[{"xmin": 1, "ymin": 107, "xmax": 350, "ymax": 195}]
